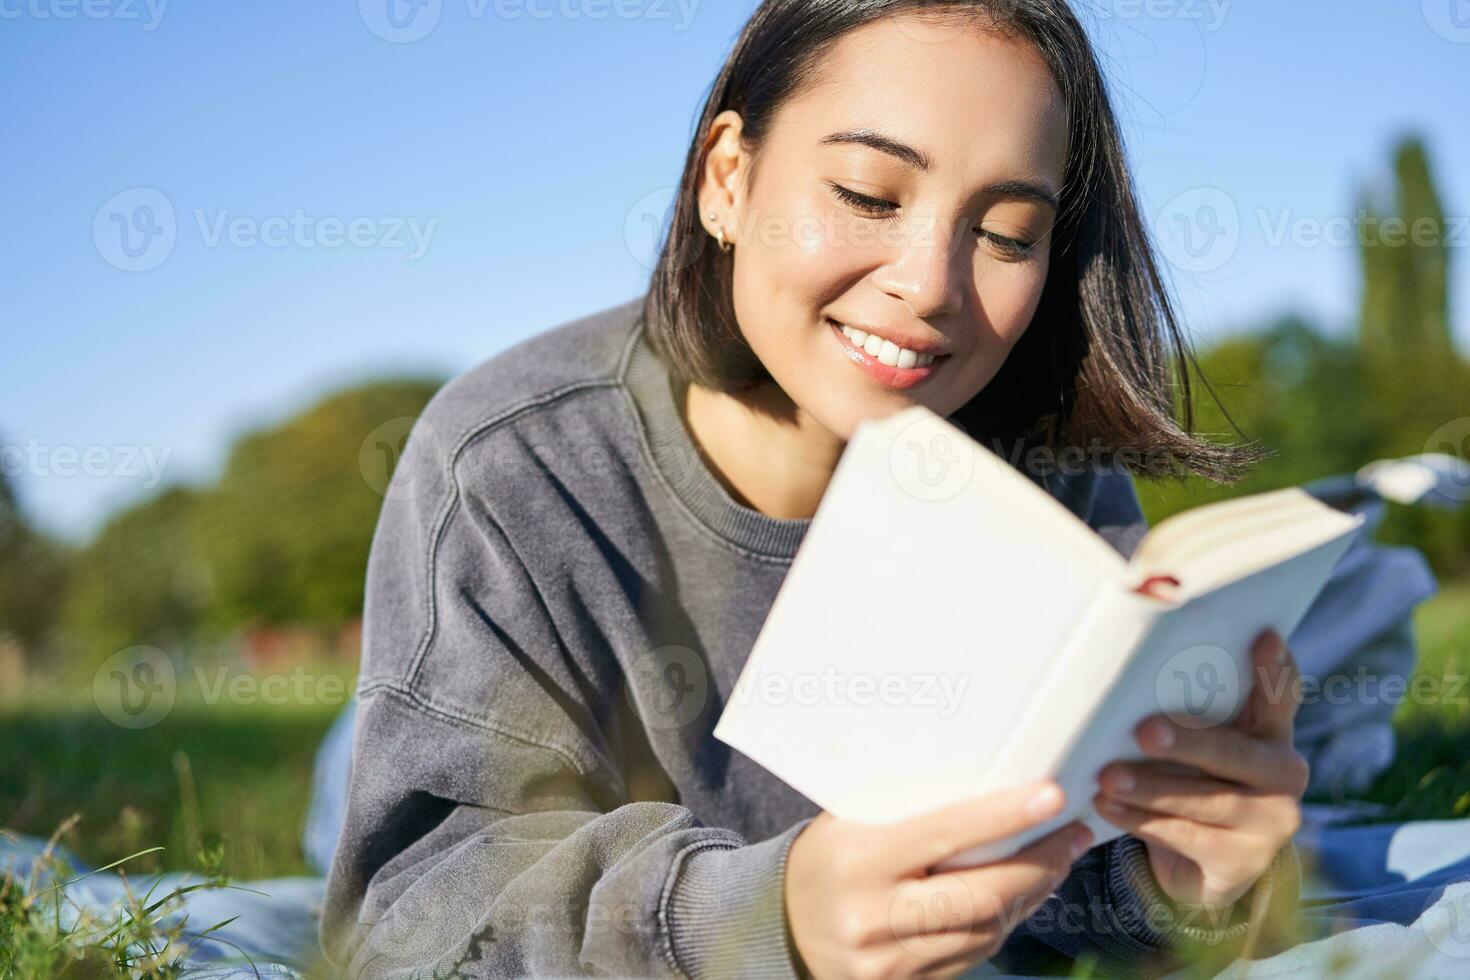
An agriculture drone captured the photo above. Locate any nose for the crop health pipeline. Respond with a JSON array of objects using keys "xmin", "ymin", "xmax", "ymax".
[{"xmin": 870, "ymin": 211, "xmax": 966, "ymax": 321}]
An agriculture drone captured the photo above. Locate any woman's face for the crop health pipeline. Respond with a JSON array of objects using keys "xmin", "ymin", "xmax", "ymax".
[{"xmin": 701, "ymin": 14, "xmax": 1070, "ymax": 441}]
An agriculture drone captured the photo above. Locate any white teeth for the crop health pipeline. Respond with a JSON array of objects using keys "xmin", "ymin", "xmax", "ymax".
[{"xmin": 838, "ymin": 322, "xmax": 937, "ymax": 370}]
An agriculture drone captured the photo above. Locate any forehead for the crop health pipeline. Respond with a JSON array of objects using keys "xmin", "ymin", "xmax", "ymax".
[{"xmin": 772, "ymin": 14, "xmax": 1070, "ymax": 182}]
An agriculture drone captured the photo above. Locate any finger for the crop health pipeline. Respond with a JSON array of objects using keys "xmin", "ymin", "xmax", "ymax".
[
  {"xmin": 1093, "ymin": 796, "xmax": 1236, "ymax": 866},
  {"xmin": 1237, "ymin": 629, "xmax": 1299, "ymax": 743},
  {"xmin": 891, "ymin": 821, "xmax": 1092, "ymax": 939},
  {"xmin": 878, "ymin": 779, "xmax": 1068, "ymax": 876},
  {"xmin": 1096, "ymin": 762, "xmax": 1257, "ymax": 829},
  {"xmin": 1134, "ymin": 714, "xmax": 1301, "ymax": 791}
]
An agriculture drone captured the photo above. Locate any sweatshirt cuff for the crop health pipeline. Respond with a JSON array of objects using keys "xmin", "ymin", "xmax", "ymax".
[
  {"xmin": 660, "ymin": 819, "xmax": 814, "ymax": 980},
  {"xmin": 1105, "ymin": 833, "xmax": 1301, "ymax": 955}
]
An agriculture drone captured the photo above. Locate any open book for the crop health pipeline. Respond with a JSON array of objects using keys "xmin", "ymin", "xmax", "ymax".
[{"xmin": 713, "ymin": 405, "xmax": 1363, "ymax": 869}]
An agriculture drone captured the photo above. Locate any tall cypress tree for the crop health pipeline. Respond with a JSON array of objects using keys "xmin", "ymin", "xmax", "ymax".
[{"xmin": 1358, "ymin": 136, "xmax": 1463, "ymax": 454}]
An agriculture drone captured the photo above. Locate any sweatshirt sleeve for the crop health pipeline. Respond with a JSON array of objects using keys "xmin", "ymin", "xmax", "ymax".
[
  {"xmin": 319, "ymin": 414, "xmax": 807, "ymax": 979},
  {"xmin": 989, "ymin": 468, "xmax": 1304, "ymax": 975}
]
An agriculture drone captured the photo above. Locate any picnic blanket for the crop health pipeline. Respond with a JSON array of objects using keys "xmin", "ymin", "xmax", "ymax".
[{"xmin": 5, "ymin": 453, "xmax": 1469, "ymax": 978}]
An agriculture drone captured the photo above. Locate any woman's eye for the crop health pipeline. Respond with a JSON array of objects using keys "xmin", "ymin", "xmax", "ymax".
[
  {"xmin": 828, "ymin": 182, "xmax": 898, "ymax": 217},
  {"xmin": 977, "ymin": 229, "xmax": 1037, "ymax": 259},
  {"xmin": 828, "ymin": 182, "xmax": 1040, "ymax": 257}
]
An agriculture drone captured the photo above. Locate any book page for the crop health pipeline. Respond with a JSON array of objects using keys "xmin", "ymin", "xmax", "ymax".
[
  {"xmin": 714, "ymin": 406, "xmax": 1126, "ymax": 823},
  {"xmin": 937, "ymin": 518, "xmax": 1361, "ymax": 868}
]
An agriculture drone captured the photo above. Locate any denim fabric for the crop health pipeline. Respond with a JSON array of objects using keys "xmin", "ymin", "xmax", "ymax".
[{"xmin": 319, "ymin": 295, "xmax": 1294, "ymax": 978}]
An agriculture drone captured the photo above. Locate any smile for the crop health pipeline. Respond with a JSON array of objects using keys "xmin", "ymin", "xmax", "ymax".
[{"xmin": 826, "ymin": 317, "xmax": 949, "ymax": 391}]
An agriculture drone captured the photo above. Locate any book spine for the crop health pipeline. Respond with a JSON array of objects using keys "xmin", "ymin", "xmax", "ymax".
[{"xmin": 980, "ymin": 585, "xmax": 1167, "ymax": 793}]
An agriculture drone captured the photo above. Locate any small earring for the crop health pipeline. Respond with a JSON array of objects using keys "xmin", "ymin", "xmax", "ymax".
[{"xmin": 707, "ymin": 213, "xmax": 732, "ymax": 253}]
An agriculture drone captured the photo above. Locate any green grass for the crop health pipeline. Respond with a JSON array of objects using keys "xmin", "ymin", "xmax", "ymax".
[{"xmin": 0, "ymin": 661, "xmax": 352, "ymax": 880}]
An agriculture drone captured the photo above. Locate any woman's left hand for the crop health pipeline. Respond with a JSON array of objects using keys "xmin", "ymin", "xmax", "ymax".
[{"xmin": 1093, "ymin": 628, "xmax": 1309, "ymax": 912}]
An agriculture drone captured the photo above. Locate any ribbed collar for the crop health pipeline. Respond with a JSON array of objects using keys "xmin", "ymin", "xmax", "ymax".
[{"xmin": 621, "ymin": 316, "xmax": 811, "ymax": 561}]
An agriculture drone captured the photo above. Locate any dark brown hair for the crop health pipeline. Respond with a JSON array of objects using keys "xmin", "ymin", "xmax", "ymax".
[{"xmin": 642, "ymin": 0, "xmax": 1264, "ymax": 483}]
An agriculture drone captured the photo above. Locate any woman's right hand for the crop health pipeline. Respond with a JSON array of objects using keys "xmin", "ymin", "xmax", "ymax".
[{"xmin": 784, "ymin": 779, "xmax": 1092, "ymax": 980}]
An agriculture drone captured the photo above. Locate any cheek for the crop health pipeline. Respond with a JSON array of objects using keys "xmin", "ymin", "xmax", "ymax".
[
  {"xmin": 974, "ymin": 254, "xmax": 1051, "ymax": 352},
  {"xmin": 731, "ymin": 188, "xmax": 868, "ymax": 337},
  {"xmin": 751, "ymin": 188, "xmax": 867, "ymax": 289}
]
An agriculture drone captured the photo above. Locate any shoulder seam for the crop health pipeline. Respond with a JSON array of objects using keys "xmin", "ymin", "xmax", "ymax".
[
  {"xmin": 356, "ymin": 679, "xmax": 595, "ymax": 780},
  {"xmin": 404, "ymin": 378, "xmax": 620, "ymax": 689}
]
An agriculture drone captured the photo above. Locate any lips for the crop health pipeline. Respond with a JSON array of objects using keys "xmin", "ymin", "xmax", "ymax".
[
  {"xmin": 827, "ymin": 317, "xmax": 947, "ymax": 391},
  {"xmin": 825, "ymin": 317, "xmax": 949, "ymax": 359}
]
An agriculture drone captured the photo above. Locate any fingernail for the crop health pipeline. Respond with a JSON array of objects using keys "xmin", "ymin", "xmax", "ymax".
[
  {"xmin": 1148, "ymin": 719, "xmax": 1175, "ymax": 750},
  {"xmin": 1025, "ymin": 784, "xmax": 1064, "ymax": 819},
  {"xmin": 1108, "ymin": 769, "xmax": 1135, "ymax": 794}
]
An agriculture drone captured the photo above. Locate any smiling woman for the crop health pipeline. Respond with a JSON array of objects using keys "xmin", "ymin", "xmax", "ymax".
[
  {"xmin": 322, "ymin": 3, "xmax": 1300, "ymax": 979},
  {"xmin": 649, "ymin": 2, "xmax": 1266, "ymax": 524}
]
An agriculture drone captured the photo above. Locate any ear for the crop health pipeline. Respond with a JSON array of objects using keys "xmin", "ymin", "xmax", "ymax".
[{"xmin": 697, "ymin": 110, "xmax": 748, "ymax": 235}]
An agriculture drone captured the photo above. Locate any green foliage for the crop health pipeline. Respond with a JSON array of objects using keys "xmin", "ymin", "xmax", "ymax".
[
  {"xmin": 35, "ymin": 377, "xmax": 442, "ymax": 669},
  {"xmin": 0, "ymin": 819, "xmax": 238, "ymax": 980},
  {"xmin": 1142, "ymin": 135, "xmax": 1469, "ymax": 578},
  {"xmin": 1140, "ymin": 314, "xmax": 1380, "ymax": 520},
  {"xmin": 194, "ymin": 378, "xmax": 441, "ymax": 632},
  {"xmin": 58, "ymin": 486, "xmax": 210, "ymax": 668},
  {"xmin": 1358, "ymin": 135, "xmax": 1467, "ymax": 455},
  {"xmin": 0, "ymin": 469, "xmax": 70, "ymax": 650}
]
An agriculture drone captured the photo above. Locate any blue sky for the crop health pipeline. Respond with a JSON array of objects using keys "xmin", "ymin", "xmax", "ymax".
[{"xmin": 3, "ymin": 0, "xmax": 1467, "ymax": 540}]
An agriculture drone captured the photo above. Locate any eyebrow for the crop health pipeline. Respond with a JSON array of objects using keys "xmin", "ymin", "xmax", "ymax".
[{"xmin": 818, "ymin": 128, "xmax": 1060, "ymax": 210}]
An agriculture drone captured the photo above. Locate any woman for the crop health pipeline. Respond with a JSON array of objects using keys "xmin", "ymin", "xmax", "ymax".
[{"xmin": 323, "ymin": 2, "xmax": 1308, "ymax": 977}]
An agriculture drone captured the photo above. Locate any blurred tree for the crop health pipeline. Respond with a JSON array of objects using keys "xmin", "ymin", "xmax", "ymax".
[
  {"xmin": 195, "ymin": 379, "xmax": 441, "ymax": 633},
  {"xmin": 0, "ymin": 465, "xmax": 70, "ymax": 652},
  {"xmin": 1358, "ymin": 136, "xmax": 1467, "ymax": 454},
  {"xmin": 1141, "ymin": 315, "xmax": 1376, "ymax": 522},
  {"xmin": 57, "ymin": 485, "xmax": 210, "ymax": 663}
]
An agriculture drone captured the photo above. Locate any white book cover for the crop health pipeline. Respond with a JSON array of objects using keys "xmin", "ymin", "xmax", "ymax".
[{"xmin": 713, "ymin": 405, "xmax": 1363, "ymax": 868}]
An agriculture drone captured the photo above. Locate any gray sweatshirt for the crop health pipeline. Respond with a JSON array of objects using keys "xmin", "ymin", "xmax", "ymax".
[{"xmin": 321, "ymin": 295, "xmax": 1300, "ymax": 978}]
